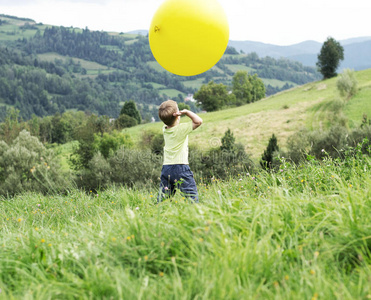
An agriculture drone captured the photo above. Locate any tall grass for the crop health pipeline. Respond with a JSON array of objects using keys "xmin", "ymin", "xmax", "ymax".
[{"xmin": 0, "ymin": 152, "xmax": 370, "ymax": 299}]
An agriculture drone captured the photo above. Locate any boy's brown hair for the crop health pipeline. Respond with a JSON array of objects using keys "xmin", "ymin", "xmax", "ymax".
[{"xmin": 158, "ymin": 100, "xmax": 178, "ymax": 126}]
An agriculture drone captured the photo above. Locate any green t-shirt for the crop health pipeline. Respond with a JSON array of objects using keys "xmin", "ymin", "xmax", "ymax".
[{"xmin": 163, "ymin": 122, "xmax": 193, "ymax": 165}]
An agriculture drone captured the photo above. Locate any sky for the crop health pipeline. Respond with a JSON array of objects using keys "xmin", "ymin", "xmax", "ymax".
[{"xmin": 1, "ymin": 0, "xmax": 371, "ymax": 45}]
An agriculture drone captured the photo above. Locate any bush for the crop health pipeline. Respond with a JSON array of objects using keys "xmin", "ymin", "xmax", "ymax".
[
  {"xmin": 0, "ymin": 130, "xmax": 70, "ymax": 196},
  {"xmin": 75, "ymin": 147, "xmax": 162, "ymax": 191},
  {"xmin": 336, "ymin": 69, "xmax": 358, "ymax": 99},
  {"xmin": 114, "ymin": 114, "xmax": 137, "ymax": 130}
]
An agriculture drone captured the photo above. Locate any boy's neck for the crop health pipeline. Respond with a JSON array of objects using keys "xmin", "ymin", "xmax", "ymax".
[{"xmin": 166, "ymin": 117, "xmax": 180, "ymax": 129}]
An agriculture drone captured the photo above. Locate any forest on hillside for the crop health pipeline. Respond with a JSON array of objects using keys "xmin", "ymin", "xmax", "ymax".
[{"xmin": 0, "ymin": 17, "xmax": 321, "ymax": 122}]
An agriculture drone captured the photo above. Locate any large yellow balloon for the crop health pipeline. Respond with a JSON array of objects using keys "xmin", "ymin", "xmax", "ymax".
[{"xmin": 149, "ymin": 0, "xmax": 229, "ymax": 76}]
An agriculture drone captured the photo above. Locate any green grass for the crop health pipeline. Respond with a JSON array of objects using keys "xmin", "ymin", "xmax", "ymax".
[
  {"xmin": 37, "ymin": 53, "xmax": 111, "ymax": 71},
  {"xmin": 146, "ymin": 61, "xmax": 166, "ymax": 73},
  {"xmin": 182, "ymin": 78, "xmax": 205, "ymax": 89},
  {"xmin": 225, "ymin": 64, "xmax": 256, "ymax": 73},
  {"xmin": 1, "ymin": 153, "xmax": 370, "ymax": 299},
  {"xmin": 262, "ymin": 78, "xmax": 297, "ymax": 88},
  {"xmin": 159, "ymin": 89, "xmax": 186, "ymax": 98},
  {"xmin": 147, "ymin": 82, "xmax": 167, "ymax": 89},
  {"xmin": 344, "ymin": 87, "xmax": 371, "ymax": 128}
]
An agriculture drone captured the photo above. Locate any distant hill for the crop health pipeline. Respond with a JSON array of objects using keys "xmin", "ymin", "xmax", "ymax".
[
  {"xmin": 0, "ymin": 14, "xmax": 320, "ymax": 122},
  {"xmin": 229, "ymin": 37, "xmax": 371, "ymax": 71}
]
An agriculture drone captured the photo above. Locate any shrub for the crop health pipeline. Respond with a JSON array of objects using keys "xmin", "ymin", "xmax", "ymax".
[
  {"xmin": 114, "ymin": 114, "xmax": 137, "ymax": 130},
  {"xmin": 0, "ymin": 130, "xmax": 70, "ymax": 196},
  {"xmin": 260, "ymin": 134, "xmax": 280, "ymax": 170},
  {"xmin": 75, "ymin": 147, "xmax": 162, "ymax": 191},
  {"xmin": 336, "ymin": 69, "xmax": 358, "ymax": 99}
]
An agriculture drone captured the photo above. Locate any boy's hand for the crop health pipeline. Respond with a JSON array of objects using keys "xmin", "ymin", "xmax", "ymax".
[
  {"xmin": 173, "ymin": 109, "xmax": 188, "ymax": 117},
  {"xmin": 173, "ymin": 109, "xmax": 202, "ymax": 130}
]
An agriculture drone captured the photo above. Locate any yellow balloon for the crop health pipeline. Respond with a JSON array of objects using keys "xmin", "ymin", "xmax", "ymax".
[{"xmin": 149, "ymin": 0, "xmax": 229, "ymax": 76}]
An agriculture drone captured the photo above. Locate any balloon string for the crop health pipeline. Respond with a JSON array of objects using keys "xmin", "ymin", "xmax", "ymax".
[{"xmin": 154, "ymin": 26, "xmax": 160, "ymax": 33}]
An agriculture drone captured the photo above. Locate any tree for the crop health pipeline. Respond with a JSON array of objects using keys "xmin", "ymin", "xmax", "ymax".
[
  {"xmin": 232, "ymin": 71, "xmax": 266, "ymax": 104},
  {"xmin": 260, "ymin": 134, "xmax": 279, "ymax": 170},
  {"xmin": 120, "ymin": 100, "xmax": 141, "ymax": 124},
  {"xmin": 194, "ymin": 81, "xmax": 227, "ymax": 112},
  {"xmin": 317, "ymin": 37, "xmax": 344, "ymax": 79},
  {"xmin": 178, "ymin": 102, "xmax": 190, "ymax": 111},
  {"xmin": 220, "ymin": 128, "xmax": 236, "ymax": 152},
  {"xmin": 114, "ymin": 114, "xmax": 138, "ymax": 130}
]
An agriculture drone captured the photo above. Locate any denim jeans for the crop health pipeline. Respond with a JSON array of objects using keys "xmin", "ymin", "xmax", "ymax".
[{"xmin": 157, "ymin": 164, "xmax": 199, "ymax": 203}]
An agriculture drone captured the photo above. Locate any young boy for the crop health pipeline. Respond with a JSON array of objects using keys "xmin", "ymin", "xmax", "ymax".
[{"xmin": 157, "ymin": 100, "xmax": 203, "ymax": 203}]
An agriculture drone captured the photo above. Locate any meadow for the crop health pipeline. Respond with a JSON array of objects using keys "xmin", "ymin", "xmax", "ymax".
[
  {"xmin": 1, "ymin": 148, "xmax": 370, "ymax": 299},
  {"xmin": 124, "ymin": 68, "xmax": 371, "ymax": 159}
]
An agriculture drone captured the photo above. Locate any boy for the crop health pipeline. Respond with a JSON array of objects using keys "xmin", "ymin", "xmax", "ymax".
[{"xmin": 157, "ymin": 100, "xmax": 203, "ymax": 203}]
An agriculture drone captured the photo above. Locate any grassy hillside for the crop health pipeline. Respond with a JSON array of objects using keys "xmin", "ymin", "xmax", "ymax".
[{"xmin": 124, "ymin": 69, "xmax": 371, "ymax": 158}]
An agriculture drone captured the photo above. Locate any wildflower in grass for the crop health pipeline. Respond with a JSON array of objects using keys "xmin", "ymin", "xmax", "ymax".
[
  {"xmin": 37, "ymin": 204, "xmax": 41, "ymax": 207},
  {"xmin": 301, "ymin": 179, "xmax": 304, "ymax": 183},
  {"xmin": 48, "ymin": 243, "xmax": 52, "ymax": 247},
  {"xmin": 41, "ymin": 239, "xmax": 45, "ymax": 243},
  {"xmin": 310, "ymin": 269, "xmax": 315, "ymax": 275},
  {"xmin": 312, "ymin": 293, "xmax": 318, "ymax": 300},
  {"xmin": 35, "ymin": 227, "xmax": 39, "ymax": 231},
  {"xmin": 199, "ymin": 238, "xmax": 204, "ymax": 242},
  {"xmin": 112, "ymin": 237, "xmax": 117, "ymax": 242},
  {"xmin": 349, "ymin": 184, "xmax": 353, "ymax": 187},
  {"xmin": 135, "ymin": 207, "xmax": 139, "ymax": 210},
  {"xmin": 159, "ymin": 272, "xmax": 164, "ymax": 277},
  {"xmin": 284, "ymin": 275, "xmax": 289, "ymax": 280},
  {"xmin": 252, "ymin": 177, "xmax": 255, "ymax": 180},
  {"xmin": 144, "ymin": 255, "xmax": 148, "ymax": 261},
  {"xmin": 273, "ymin": 281, "xmax": 279, "ymax": 288},
  {"xmin": 126, "ymin": 236, "xmax": 131, "ymax": 241},
  {"xmin": 314, "ymin": 251, "xmax": 319, "ymax": 258},
  {"xmin": 164, "ymin": 186, "xmax": 168, "ymax": 190},
  {"xmin": 161, "ymin": 241, "xmax": 165, "ymax": 247}
]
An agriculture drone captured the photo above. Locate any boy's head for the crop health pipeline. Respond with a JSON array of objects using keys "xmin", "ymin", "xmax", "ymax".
[{"xmin": 158, "ymin": 100, "xmax": 178, "ymax": 126}]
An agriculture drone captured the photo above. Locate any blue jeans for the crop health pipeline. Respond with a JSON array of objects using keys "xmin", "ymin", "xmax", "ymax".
[{"xmin": 157, "ymin": 164, "xmax": 199, "ymax": 203}]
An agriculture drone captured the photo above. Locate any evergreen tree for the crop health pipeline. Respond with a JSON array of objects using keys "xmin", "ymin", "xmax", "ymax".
[
  {"xmin": 220, "ymin": 128, "xmax": 236, "ymax": 152},
  {"xmin": 317, "ymin": 37, "xmax": 344, "ymax": 79},
  {"xmin": 260, "ymin": 134, "xmax": 279, "ymax": 170},
  {"xmin": 120, "ymin": 100, "xmax": 141, "ymax": 124}
]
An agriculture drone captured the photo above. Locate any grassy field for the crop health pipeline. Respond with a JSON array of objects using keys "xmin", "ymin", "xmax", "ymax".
[
  {"xmin": 125, "ymin": 69, "xmax": 371, "ymax": 159},
  {"xmin": 1, "ymin": 151, "xmax": 370, "ymax": 299}
]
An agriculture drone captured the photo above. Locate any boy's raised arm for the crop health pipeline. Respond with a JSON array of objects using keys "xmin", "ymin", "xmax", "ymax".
[{"xmin": 174, "ymin": 109, "xmax": 203, "ymax": 130}]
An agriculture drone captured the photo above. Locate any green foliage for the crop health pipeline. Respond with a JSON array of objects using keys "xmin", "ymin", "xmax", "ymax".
[
  {"xmin": 317, "ymin": 37, "xmax": 344, "ymax": 79},
  {"xmin": 336, "ymin": 68, "xmax": 358, "ymax": 99},
  {"xmin": 114, "ymin": 113, "xmax": 138, "ymax": 130},
  {"xmin": 76, "ymin": 148, "xmax": 161, "ymax": 191},
  {"xmin": 260, "ymin": 134, "xmax": 280, "ymax": 170},
  {"xmin": 232, "ymin": 71, "xmax": 266, "ymax": 103},
  {"xmin": 0, "ymin": 130, "xmax": 69, "ymax": 196},
  {"xmin": 94, "ymin": 131, "xmax": 133, "ymax": 159},
  {"xmin": 120, "ymin": 100, "xmax": 142, "ymax": 124},
  {"xmin": 190, "ymin": 129, "xmax": 254, "ymax": 181},
  {"xmin": 285, "ymin": 123, "xmax": 371, "ymax": 163},
  {"xmin": 220, "ymin": 128, "xmax": 236, "ymax": 152},
  {"xmin": 194, "ymin": 81, "xmax": 228, "ymax": 112},
  {"xmin": 177, "ymin": 102, "xmax": 190, "ymax": 111}
]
